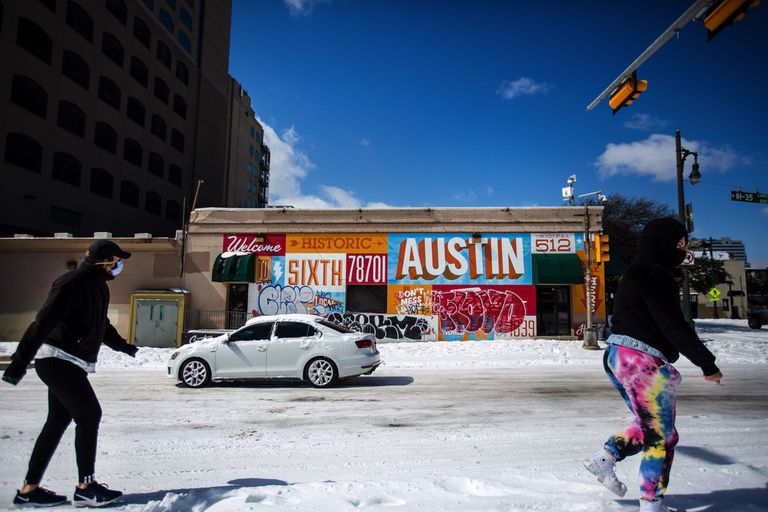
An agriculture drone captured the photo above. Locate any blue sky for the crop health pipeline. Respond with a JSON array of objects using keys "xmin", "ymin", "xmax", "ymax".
[{"xmin": 229, "ymin": 0, "xmax": 768, "ymax": 267}]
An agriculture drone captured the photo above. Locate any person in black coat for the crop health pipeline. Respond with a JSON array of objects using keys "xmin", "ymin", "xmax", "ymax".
[
  {"xmin": 584, "ymin": 218, "xmax": 722, "ymax": 512},
  {"xmin": 3, "ymin": 239, "xmax": 138, "ymax": 508}
]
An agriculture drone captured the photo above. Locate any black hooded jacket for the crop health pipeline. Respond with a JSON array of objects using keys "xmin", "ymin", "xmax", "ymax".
[
  {"xmin": 610, "ymin": 218, "xmax": 719, "ymax": 376},
  {"xmin": 4, "ymin": 261, "xmax": 136, "ymax": 381}
]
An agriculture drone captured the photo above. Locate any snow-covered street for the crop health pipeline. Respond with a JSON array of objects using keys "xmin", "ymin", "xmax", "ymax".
[{"xmin": 1, "ymin": 319, "xmax": 767, "ymax": 511}]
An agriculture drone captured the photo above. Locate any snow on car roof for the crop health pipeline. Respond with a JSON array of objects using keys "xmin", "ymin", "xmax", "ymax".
[{"xmin": 244, "ymin": 313, "xmax": 322, "ymax": 326}]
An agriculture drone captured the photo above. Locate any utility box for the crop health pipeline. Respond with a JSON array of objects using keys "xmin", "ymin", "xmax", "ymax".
[{"xmin": 129, "ymin": 290, "xmax": 189, "ymax": 348}]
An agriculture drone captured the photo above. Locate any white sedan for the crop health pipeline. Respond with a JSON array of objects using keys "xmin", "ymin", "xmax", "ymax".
[{"xmin": 168, "ymin": 314, "xmax": 381, "ymax": 388}]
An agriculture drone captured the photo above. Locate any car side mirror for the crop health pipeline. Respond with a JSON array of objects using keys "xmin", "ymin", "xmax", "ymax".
[
  {"xmin": 315, "ymin": 331, "xmax": 323, "ymax": 338},
  {"xmin": 224, "ymin": 332, "xmax": 232, "ymax": 342}
]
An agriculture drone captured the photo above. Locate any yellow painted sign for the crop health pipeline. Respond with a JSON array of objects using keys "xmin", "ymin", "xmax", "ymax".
[
  {"xmin": 286, "ymin": 234, "xmax": 387, "ymax": 254},
  {"xmin": 708, "ymin": 288, "xmax": 721, "ymax": 302}
]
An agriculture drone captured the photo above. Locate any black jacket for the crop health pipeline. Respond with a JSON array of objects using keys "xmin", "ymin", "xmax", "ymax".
[
  {"xmin": 3, "ymin": 261, "xmax": 136, "ymax": 383},
  {"xmin": 610, "ymin": 218, "xmax": 719, "ymax": 376}
]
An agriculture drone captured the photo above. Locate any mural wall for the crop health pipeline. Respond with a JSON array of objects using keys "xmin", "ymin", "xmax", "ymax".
[{"xmin": 222, "ymin": 232, "xmax": 602, "ymax": 341}]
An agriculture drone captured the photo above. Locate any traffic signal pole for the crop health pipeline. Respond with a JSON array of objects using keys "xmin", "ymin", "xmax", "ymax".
[{"xmin": 586, "ymin": 0, "xmax": 718, "ymax": 112}]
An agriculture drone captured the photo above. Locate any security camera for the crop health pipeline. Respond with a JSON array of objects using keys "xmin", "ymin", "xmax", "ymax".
[
  {"xmin": 567, "ymin": 175, "xmax": 577, "ymax": 184},
  {"xmin": 599, "ymin": 194, "xmax": 608, "ymax": 203}
]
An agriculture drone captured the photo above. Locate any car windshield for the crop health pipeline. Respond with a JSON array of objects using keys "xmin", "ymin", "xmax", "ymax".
[{"xmin": 318, "ymin": 319, "xmax": 354, "ymax": 333}]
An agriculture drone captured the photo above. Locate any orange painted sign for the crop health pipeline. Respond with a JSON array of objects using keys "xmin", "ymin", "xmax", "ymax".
[{"xmin": 286, "ymin": 234, "xmax": 387, "ymax": 254}]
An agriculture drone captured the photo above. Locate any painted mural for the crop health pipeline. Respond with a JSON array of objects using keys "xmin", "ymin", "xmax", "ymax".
[{"xmin": 220, "ymin": 232, "xmax": 604, "ymax": 341}]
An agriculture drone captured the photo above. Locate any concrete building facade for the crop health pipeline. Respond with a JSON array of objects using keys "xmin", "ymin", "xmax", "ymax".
[{"xmin": 0, "ymin": 0, "xmax": 234, "ymax": 238}]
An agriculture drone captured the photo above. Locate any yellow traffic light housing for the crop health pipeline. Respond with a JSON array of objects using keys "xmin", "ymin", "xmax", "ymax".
[
  {"xmin": 704, "ymin": 0, "xmax": 760, "ymax": 41},
  {"xmin": 608, "ymin": 72, "xmax": 648, "ymax": 115},
  {"xmin": 594, "ymin": 233, "xmax": 610, "ymax": 263}
]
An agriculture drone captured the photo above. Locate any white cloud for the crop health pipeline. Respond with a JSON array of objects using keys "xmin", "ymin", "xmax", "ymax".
[
  {"xmin": 360, "ymin": 138, "xmax": 371, "ymax": 147},
  {"xmin": 595, "ymin": 133, "xmax": 742, "ymax": 182},
  {"xmin": 284, "ymin": 0, "xmax": 330, "ymax": 17},
  {"xmin": 258, "ymin": 117, "xmax": 393, "ymax": 209},
  {"xmin": 497, "ymin": 77, "xmax": 551, "ymax": 100},
  {"xmin": 623, "ymin": 113, "xmax": 669, "ymax": 132}
]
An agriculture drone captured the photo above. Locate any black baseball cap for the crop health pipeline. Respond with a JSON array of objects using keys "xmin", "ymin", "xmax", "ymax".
[{"xmin": 88, "ymin": 239, "xmax": 132, "ymax": 260}]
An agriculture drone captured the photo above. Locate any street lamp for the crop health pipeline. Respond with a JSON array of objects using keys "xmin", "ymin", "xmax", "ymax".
[{"xmin": 675, "ymin": 129, "xmax": 700, "ymax": 324}]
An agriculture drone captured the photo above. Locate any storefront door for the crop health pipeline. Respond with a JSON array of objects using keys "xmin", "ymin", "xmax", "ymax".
[{"xmin": 536, "ymin": 286, "xmax": 571, "ymax": 336}]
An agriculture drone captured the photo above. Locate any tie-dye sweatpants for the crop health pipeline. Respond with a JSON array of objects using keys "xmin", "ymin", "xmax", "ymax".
[{"xmin": 602, "ymin": 344, "xmax": 682, "ymax": 501}]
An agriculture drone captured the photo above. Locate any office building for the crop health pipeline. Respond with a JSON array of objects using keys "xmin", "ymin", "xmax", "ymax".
[{"xmin": 0, "ymin": 0, "xmax": 237, "ymax": 237}]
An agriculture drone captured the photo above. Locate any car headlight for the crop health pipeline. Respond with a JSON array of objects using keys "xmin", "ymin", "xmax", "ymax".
[{"xmin": 170, "ymin": 351, "xmax": 180, "ymax": 360}]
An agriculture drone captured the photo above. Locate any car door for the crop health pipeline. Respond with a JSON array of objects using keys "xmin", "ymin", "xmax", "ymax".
[
  {"xmin": 214, "ymin": 322, "xmax": 273, "ymax": 378},
  {"xmin": 267, "ymin": 321, "xmax": 318, "ymax": 377}
]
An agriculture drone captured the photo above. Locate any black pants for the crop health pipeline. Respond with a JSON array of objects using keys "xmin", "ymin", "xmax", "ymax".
[{"xmin": 25, "ymin": 358, "xmax": 101, "ymax": 484}]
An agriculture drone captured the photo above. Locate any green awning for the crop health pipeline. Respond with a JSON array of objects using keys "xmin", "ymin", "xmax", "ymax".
[
  {"xmin": 212, "ymin": 253, "xmax": 256, "ymax": 282},
  {"xmin": 532, "ymin": 254, "xmax": 584, "ymax": 284}
]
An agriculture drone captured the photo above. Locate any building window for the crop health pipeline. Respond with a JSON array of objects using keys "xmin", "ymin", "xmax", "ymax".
[
  {"xmin": 120, "ymin": 181, "xmax": 139, "ymax": 207},
  {"xmin": 62, "ymin": 50, "xmax": 90, "ymax": 89},
  {"xmin": 170, "ymin": 129, "xmax": 184, "ymax": 152},
  {"xmin": 158, "ymin": 8, "xmax": 174, "ymax": 33},
  {"xmin": 90, "ymin": 168, "xmax": 113, "ymax": 198},
  {"xmin": 172, "ymin": 94, "xmax": 186, "ymax": 118},
  {"xmin": 57, "ymin": 100, "xmax": 86, "ymax": 137},
  {"xmin": 150, "ymin": 114, "xmax": 167, "ymax": 140},
  {"xmin": 52, "ymin": 152, "xmax": 81, "ymax": 187},
  {"xmin": 105, "ymin": 0, "xmax": 127, "ymax": 25},
  {"xmin": 145, "ymin": 191, "xmax": 161, "ymax": 215},
  {"xmin": 129, "ymin": 56, "xmax": 148, "ymax": 86},
  {"xmin": 123, "ymin": 138, "xmax": 143, "ymax": 167},
  {"xmin": 153, "ymin": 77, "xmax": 169, "ymax": 103},
  {"xmin": 126, "ymin": 97, "xmax": 146, "ymax": 126},
  {"xmin": 249, "ymin": 145, "xmax": 254, "ymax": 157},
  {"xmin": 166, "ymin": 199, "xmax": 181, "ymax": 222},
  {"xmin": 16, "ymin": 18, "xmax": 52, "ymax": 63},
  {"xmin": 156, "ymin": 41, "xmax": 171, "ymax": 68},
  {"xmin": 148, "ymin": 152, "xmax": 164, "ymax": 177},
  {"xmin": 65, "ymin": 1, "xmax": 93, "ymax": 42},
  {"xmin": 101, "ymin": 32, "xmax": 124, "ymax": 67},
  {"xmin": 168, "ymin": 164, "xmax": 182, "ymax": 186},
  {"xmin": 175, "ymin": 61, "xmax": 189, "ymax": 86},
  {"xmin": 49, "ymin": 205, "xmax": 82, "ymax": 228},
  {"xmin": 10, "ymin": 75, "xmax": 47, "ymax": 118},
  {"xmin": 249, "ymin": 126, "xmax": 255, "ymax": 138},
  {"xmin": 132, "ymin": 17, "xmax": 150, "ymax": 47},
  {"xmin": 4, "ymin": 133, "xmax": 42, "ymax": 173},
  {"xmin": 94, "ymin": 122, "xmax": 117, "ymax": 153},
  {"xmin": 98, "ymin": 76, "xmax": 121, "ymax": 110},
  {"xmin": 179, "ymin": 7, "xmax": 192, "ymax": 29},
  {"xmin": 177, "ymin": 30, "xmax": 191, "ymax": 53}
]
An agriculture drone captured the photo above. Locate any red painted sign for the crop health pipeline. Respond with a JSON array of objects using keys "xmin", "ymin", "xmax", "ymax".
[{"xmin": 223, "ymin": 234, "xmax": 285, "ymax": 255}]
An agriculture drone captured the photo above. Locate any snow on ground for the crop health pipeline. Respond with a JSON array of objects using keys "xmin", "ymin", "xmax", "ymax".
[{"xmin": 1, "ymin": 319, "xmax": 767, "ymax": 512}]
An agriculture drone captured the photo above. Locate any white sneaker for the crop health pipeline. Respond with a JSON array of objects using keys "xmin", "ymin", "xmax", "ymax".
[
  {"xmin": 583, "ymin": 448, "xmax": 627, "ymax": 497},
  {"xmin": 639, "ymin": 498, "xmax": 670, "ymax": 512}
]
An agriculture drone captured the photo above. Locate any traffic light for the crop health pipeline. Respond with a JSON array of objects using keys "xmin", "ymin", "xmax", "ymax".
[
  {"xmin": 608, "ymin": 72, "xmax": 648, "ymax": 115},
  {"xmin": 704, "ymin": 0, "xmax": 760, "ymax": 41},
  {"xmin": 594, "ymin": 233, "xmax": 610, "ymax": 263}
]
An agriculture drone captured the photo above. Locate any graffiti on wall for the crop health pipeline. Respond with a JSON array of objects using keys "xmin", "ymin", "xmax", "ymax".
[
  {"xmin": 253, "ymin": 284, "xmax": 345, "ymax": 316},
  {"xmin": 326, "ymin": 312, "xmax": 436, "ymax": 341},
  {"xmin": 433, "ymin": 287, "xmax": 527, "ymax": 336}
]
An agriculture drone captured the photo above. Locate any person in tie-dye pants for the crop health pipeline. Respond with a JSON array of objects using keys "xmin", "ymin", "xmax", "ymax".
[
  {"xmin": 584, "ymin": 218, "xmax": 722, "ymax": 512},
  {"xmin": 603, "ymin": 343, "xmax": 682, "ymax": 501}
]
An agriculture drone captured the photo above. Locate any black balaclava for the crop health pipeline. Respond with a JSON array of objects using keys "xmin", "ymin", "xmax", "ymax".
[{"xmin": 634, "ymin": 217, "xmax": 688, "ymax": 269}]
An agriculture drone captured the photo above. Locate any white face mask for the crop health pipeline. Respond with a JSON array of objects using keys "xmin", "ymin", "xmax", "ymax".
[{"xmin": 111, "ymin": 259, "xmax": 124, "ymax": 276}]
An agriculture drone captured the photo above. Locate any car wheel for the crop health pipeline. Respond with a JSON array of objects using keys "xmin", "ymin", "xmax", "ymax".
[
  {"xmin": 180, "ymin": 358, "xmax": 211, "ymax": 388},
  {"xmin": 304, "ymin": 357, "xmax": 338, "ymax": 388},
  {"xmin": 748, "ymin": 317, "xmax": 763, "ymax": 329}
]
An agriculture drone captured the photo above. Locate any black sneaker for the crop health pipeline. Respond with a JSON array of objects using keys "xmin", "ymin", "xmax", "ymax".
[
  {"xmin": 72, "ymin": 483, "xmax": 122, "ymax": 508},
  {"xmin": 13, "ymin": 487, "xmax": 67, "ymax": 507}
]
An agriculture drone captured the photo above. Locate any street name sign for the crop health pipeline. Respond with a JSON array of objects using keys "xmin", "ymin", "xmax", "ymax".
[{"xmin": 731, "ymin": 190, "xmax": 768, "ymax": 204}]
